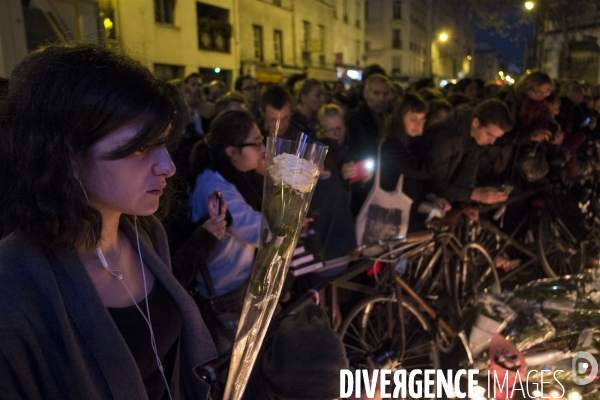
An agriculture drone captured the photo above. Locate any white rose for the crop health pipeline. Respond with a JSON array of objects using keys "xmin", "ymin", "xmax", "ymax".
[{"xmin": 268, "ymin": 153, "xmax": 319, "ymax": 193}]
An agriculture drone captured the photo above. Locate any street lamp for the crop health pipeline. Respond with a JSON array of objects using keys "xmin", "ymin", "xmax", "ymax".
[
  {"xmin": 525, "ymin": 1, "xmax": 534, "ymax": 10},
  {"xmin": 439, "ymin": 33, "xmax": 448, "ymax": 42}
]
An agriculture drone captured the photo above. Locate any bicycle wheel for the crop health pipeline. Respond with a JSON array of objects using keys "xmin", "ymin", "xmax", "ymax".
[
  {"xmin": 454, "ymin": 243, "xmax": 501, "ymax": 318},
  {"xmin": 468, "ymin": 221, "xmax": 503, "ymax": 259},
  {"xmin": 538, "ymin": 211, "xmax": 586, "ymax": 277},
  {"xmin": 338, "ymin": 295, "xmax": 439, "ymax": 380}
]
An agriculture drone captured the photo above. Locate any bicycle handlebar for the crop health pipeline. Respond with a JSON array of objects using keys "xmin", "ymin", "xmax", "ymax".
[
  {"xmin": 406, "ymin": 230, "xmax": 435, "ymax": 244},
  {"xmin": 349, "ymin": 230, "xmax": 435, "ymax": 258}
]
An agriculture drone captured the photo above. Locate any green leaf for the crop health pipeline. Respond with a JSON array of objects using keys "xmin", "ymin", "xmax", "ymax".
[{"xmin": 265, "ymin": 190, "xmax": 303, "ymax": 232}]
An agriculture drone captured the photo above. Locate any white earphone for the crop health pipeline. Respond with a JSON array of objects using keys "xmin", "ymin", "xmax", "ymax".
[{"xmin": 77, "ymin": 178, "xmax": 173, "ymax": 399}]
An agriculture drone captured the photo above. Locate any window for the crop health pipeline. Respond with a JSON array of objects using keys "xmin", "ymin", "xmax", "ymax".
[
  {"xmin": 365, "ymin": 1, "xmax": 369, "ymax": 20},
  {"xmin": 356, "ymin": 1, "xmax": 361, "ymax": 27},
  {"xmin": 196, "ymin": 3, "xmax": 231, "ymax": 53},
  {"xmin": 154, "ymin": 0, "xmax": 175, "ymax": 24},
  {"xmin": 392, "ymin": 56, "xmax": 401, "ymax": 75},
  {"xmin": 365, "ymin": 41, "xmax": 371, "ymax": 51},
  {"xmin": 318, "ymin": 24, "xmax": 325, "ymax": 47},
  {"xmin": 274, "ymin": 30, "xmax": 283, "ymax": 63},
  {"xmin": 393, "ymin": 0, "xmax": 402, "ymax": 19},
  {"xmin": 154, "ymin": 64, "xmax": 184, "ymax": 81},
  {"xmin": 392, "ymin": 29, "xmax": 401, "ymax": 49},
  {"xmin": 343, "ymin": 0, "xmax": 348, "ymax": 22},
  {"xmin": 253, "ymin": 25, "xmax": 263, "ymax": 61},
  {"xmin": 302, "ymin": 20, "xmax": 311, "ymax": 51},
  {"xmin": 318, "ymin": 25, "xmax": 325, "ymax": 65},
  {"xmin": 356, "ymin": 39, "xmax": 360, "ymax": 65},
  {"xmin": 273, "ymin": 0, "xmax": 281, "ymax": 5}
]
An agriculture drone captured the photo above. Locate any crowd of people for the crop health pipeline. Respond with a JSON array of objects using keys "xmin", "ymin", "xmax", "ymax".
[{"xmin": 1, "ymin": 42, "xmax": 599, "ymax": 400}]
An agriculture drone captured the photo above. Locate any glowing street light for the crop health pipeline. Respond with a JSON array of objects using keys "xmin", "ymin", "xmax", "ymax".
[
  {"xmin": 103, "ymin": 17, "xmax": 114, "ymax": 31},
  {"xmin": 439, "ymin": 33, "xmax": 448, "ymax": 42},
  {"xmin": 525, "ymin": 1, "xmax": 534, "ymax": 10}
]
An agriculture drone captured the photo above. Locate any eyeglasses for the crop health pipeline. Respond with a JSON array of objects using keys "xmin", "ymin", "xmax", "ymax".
[
  {"xmin": 242, "ymin": 85, "xmax": 259, "ymax": 92},
  {"xmin": 237, "ymin": 140, "xmax": 265, "ymax": 149}
]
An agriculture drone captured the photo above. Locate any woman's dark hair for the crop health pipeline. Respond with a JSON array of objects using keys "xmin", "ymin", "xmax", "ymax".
[
  {"xmin": 454, "ymin": 78, "xmax": 474, "ymax": 94},
  {"xmin": 545, "ymin": 91, "xmax": 560, "ymax": 104},
  {"xmin": 296, "ymin": 79, "xmax": 323, "ymax": 105},
  {"xmin": 425, "ymin": 98, "xmax": 452, "ymax": 127},
  {"xmin": 448, "ymin": 93, "xmax": 469, "ymax": 108},
  {"xmin": 417, "ymin": 87, "xmax": 444, "ymax": 102},
  {"xmin": 0, "ymin": 43, "xmax": 186, "ymax": 248},
  {"xmin": 382, "ymin": 93, "xmax": 427, "ymax": 146},
  {"xmin": 189, "ymin": 110, "xmax": 255, "ymax": 184},
  {"xmin": 284, "ymin": 73, "xmax": 307, "ymax": 95}
]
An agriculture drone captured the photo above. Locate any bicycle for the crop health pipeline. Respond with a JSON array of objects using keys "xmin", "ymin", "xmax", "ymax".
[{"xmin": 326, "ymin": 218, "xmax": 500, "ymax": 373}]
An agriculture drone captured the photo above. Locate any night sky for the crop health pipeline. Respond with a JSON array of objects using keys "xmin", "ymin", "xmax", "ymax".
[{"xmin": 476, "ymin": 23, "xmax": 535, "ymax": 65}]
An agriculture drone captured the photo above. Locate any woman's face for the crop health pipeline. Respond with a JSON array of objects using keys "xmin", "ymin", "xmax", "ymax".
[
  {"xmin": 78, "ymin": 124, "xmax": 175, "ymax": 218},
  {"xmin": 229, "ymin": 124, "xmax": 265, "ymax": 172},
  {"xmin": 547, "ymin": 99, "xmax": 561, "ymax": 116},
  {"xmin": 403, "ymin": 111, "xmax": 426, "ymax": 137},
  {"xmin": 527, "ymin": 83, "xmax": 552, "ymax": 101},
  {"xmin": 464, "ymin": 82, "xmax": 478, "ymax": 102},
  {"xmin": 303, "ymin": 85, "xmax": 326, "ymax": 114},
  {"xmin": 323, "ymin": 114, "xmax": 346, "ymax": 145}
]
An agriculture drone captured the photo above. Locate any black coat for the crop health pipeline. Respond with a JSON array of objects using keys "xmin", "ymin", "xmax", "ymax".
[
  {"xmin": 424, "ymin": 108, "xmax": 479, "ymax": 203},
  {"xmin": 346, "ymin": 102, "xmax": 384, "ymax": 162},
  {"xmin": 380, "ymin": 136, "xmax": 430, "ymax": 232},
  {"xmin": 346, "ymin": 102, "xmax": 384, "ymax": 216}
]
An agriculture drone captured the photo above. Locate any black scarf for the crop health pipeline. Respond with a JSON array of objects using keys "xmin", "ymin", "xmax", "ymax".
[{"xmin": 217, "ymin": 160, "xmax": 263, "ymax": 212}]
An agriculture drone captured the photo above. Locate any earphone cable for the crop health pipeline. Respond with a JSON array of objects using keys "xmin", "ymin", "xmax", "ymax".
[{"xmin": 78, "ymin": 179, "xmax": 173, "ymax": 399}]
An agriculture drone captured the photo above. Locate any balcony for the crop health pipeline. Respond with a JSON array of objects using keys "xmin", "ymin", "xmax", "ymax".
[
  {"xmin": 197, "ymin": 18, "xmax": 231, "ymax": 53},
  {"xmin": 197, "ymin": 3, "xmax": 231, "ymax": 53}
]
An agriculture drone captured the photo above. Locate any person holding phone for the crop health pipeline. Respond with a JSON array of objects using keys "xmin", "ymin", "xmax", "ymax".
[
  {"xmin": 379, "ymin": 93, "xmax": 450, "ymax": 232},
  {"xmin": 188, "ymin": 110, "xmax": 264, "ymax": 337},
  {"xmin": 317, "ymin": 103, "xmax": 373, "ymax": 184},
  {"xmin": 171, "ymin": 191, "xmax": 228, "ymax": 291}
]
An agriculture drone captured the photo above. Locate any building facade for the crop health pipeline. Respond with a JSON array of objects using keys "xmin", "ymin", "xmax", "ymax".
[
  {"xmin": 473, "ymin": 42, "xmax": 500, "ymax": 83},
  {"xmin": 364, "ymin": 0, "xmax": 474, "ymax": 84},
  {"xmin": 2, "ymin": 0, "xmax": 365, "ymax": 88},
  {"xmin": 98, "ymin": 0, "xmax": 239, "ymax": 86},
  {"xmin": 430, "ymin": 0, "xmax": 474, "ymax": 82},
  {"xmin": 542, "ymin": 16, "xmax": 600, "ymax": 84},
  {"xmin": 0, "ymin": 0, "xmax": 101, "ymax": 78},
  {"xmin": 238, "ymin": 0, "xmax": 365, "ymax": 84}
]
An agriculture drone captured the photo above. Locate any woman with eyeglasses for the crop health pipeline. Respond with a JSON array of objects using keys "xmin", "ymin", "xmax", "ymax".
[{"xmin": 188, "ymin": 110, "xmax": 265, "ymax": 338}]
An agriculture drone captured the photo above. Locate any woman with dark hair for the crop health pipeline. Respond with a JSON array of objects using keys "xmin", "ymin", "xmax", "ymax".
[
  {"xmin": 290, "ymin": 79, "xmax": 326, "ymax": 138},
  {"xmin": 0, "ymin": 44, "xmax": 215, "ymax": 399},
  {"xmin": 454, "ymin": 77, "xmax": 479, "ymax": 105},
  {"xmin": 188, "ymin": 110, "xmax": 265, "ymax": 336},
  {"xmin": 380, "ymin": 93, "xmax": 451, "ymax": 232},
  {"xmin": 425, "ymin": 97, "xmax": 452, "ymax": 129}
]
